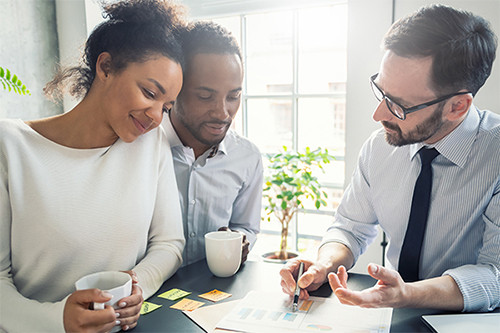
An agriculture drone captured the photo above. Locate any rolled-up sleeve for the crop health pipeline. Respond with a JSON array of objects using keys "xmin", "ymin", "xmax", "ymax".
[{"xmin": 444, "ymin": 182, "xmax": 500, "ymax": 312}]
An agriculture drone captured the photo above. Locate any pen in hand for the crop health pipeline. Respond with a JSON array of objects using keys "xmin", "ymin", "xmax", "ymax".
[{"xmin": 292, "ymin": 262, "xmax": 304, "ymax": 312}]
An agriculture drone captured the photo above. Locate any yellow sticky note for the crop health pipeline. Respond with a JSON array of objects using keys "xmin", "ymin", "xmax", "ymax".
[
  {"xmin": 198, "ymin": 289, "xmax": 232, "ymax": 302},
  {"xmin": 158, "ymin": 288, "xmax": 191, "ymax": 301},
  {"xmin": 140, "ymin": 301, "xmax": 162, "ymax": 315},
  {"xmin": 170, "ymin": 298, "xmax": 205, "ymax": 311}
]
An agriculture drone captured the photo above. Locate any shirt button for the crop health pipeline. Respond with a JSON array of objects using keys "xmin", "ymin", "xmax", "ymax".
[
  {"xmin": 190, "ymin": 199, "xmax": 196, "ymax": 205},
  {"xmin": 189, "ymin": 232, "xmax": 196, "ymax": 238}
]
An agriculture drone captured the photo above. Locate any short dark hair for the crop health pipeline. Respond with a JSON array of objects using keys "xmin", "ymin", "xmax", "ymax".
[
  {"xmin": 180, "ymin": 21, "xmax": 242, "ymax": 74},
  {"xmin": 383, "ymin": 4, "xmax": 497, "ymax": 96},
  {"xmin": 45, "ymin": 0, "xmax": 186, "ymax": 101}
]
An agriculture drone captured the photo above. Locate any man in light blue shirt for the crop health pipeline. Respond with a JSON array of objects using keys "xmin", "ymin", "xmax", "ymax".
[
  {"xmin": 281, "ymin": 4, "xmax": 499, "ymax": 312},
  {"xmin": 163, "ymin": 22, "xmax": 263, "ymax": 266}
]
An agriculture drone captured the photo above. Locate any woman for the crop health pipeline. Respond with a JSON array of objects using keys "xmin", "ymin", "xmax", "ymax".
[{"xmin": 0, "ymin": 0, "xmax": 185, "ymax": 331}]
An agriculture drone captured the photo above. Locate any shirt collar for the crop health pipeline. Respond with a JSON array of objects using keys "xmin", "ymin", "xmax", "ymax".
[
  {"xmin": 162, "ymin": 113, "xmax": 184, "ymax": 148},
  {"xmin": 409, "ymin": 105, "xmax": 480, "ymax": 168},
  {"xmin": 162, "ymin": 113, "xmax": 228, "ymax": 158}
]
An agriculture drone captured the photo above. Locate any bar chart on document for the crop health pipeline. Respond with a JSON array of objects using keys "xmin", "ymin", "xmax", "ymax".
[{"xmin": 215, "ymin": 291, "xmax": 392, "ymax": 333}]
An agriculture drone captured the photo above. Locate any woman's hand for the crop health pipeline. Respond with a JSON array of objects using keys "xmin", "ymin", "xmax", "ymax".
[
  {"xmin": 116, "ymin": 270, "xmax": 144, "ymax": 331},
  {"xmin": 63, "ymin": 289, "xmax": 119, "ymax": 333}
]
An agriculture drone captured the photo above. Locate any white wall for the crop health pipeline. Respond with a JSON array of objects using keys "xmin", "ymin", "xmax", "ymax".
[
  {"xmin": 55, "ymin": 0, "xmax": 88, "ymax": 112},
  {"xmin": 345, "ymin": 0, "xmax": 393, "ymax": 273},
  {"xmin": 0, "ymin": 0, "xmax": 62, "ymax": 120}
]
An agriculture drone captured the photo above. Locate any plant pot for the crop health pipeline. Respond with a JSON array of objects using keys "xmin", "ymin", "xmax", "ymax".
[{"xmin": 261, "ymin": 251, "xmax": 299, "ymax": 264}]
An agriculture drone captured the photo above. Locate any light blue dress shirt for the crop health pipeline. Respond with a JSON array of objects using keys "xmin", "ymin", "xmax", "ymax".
[
  {"xmin": 162, "ymin": 116, "xmax": 263, "ymax": 266},
  {"xmin": 322, "ymin": 106, "xmax": 500, "ymax": 312}
]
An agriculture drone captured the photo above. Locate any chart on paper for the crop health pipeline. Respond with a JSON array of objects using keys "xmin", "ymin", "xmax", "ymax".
[{"xmin": 215, "ymin": 291, "xmax": 392, "ymax": 333}]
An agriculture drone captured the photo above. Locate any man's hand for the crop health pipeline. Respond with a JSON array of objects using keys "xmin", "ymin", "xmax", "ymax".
[
  {"xmin": 63, "ymin": 289, "xmax": 118, "ymax": 333},
  {"xmin": 218, "ymin": 226, "xmax": 249, "ymax": 264},
  {"xmin": 329, "ymin": 263, "xmax": 465, "ymax": 310},
  {"xmin": 328, "ymin": 263, "xmax": 410, "ymax": 308},
  {"xmin": 280, "ymin": 258, "xmax": 329, "ymax": 300}
]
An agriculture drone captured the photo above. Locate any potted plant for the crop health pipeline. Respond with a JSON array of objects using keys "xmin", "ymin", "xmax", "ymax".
[
  {"xmin": 1, "ymin": 67, "xmax": 31, "ymax": 95},
  {"xmin": 262, "ymin": 146, "xmax": 334, "ymax": 262}
]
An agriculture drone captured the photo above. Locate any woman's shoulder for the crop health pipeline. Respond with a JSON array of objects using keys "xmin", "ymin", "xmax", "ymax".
[{"xmin": 0, "ymin": 118, "xmax": 28, "ymax": 140}]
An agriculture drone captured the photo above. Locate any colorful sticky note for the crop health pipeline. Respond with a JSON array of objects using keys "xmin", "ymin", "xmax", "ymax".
[
  {"xmin": 158, "ymin": 288, "xmax": 191, "ymax": 301},
  {"xmin": 170, "ymin": 298, "xmax": 205, "ymax": 311},
  {"xmin": 140, "ymin": 301, "xmax": 162, "ymax": 315},
  {"xmin": 198, "ymin": 289, "xmax": 232, "ymax": 302},
  {"xmin": 299, "ymin": 300, "xmax": 313, "ymax": 312}
]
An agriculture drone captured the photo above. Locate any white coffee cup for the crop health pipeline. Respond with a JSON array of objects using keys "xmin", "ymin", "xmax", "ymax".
[
  {"xmin": 75, "ymin": 271, "xmax": 132, "ymax": 332},
  {"xmin": 205, "ymin": 231, "xmax": 243, "ymax": 278}
]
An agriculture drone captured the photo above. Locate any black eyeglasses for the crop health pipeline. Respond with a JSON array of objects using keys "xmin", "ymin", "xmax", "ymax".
[{"xmin": 370, "ymin": 73, "xmax": 470, "ymax": 120}]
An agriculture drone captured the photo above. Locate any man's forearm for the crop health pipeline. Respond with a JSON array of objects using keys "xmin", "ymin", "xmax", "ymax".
[
  {"xmin": 317, "ymin": 242, "xmax": 355, "ymax": 275},
  {"xmin": 405, "ymin": 275, "xmax": 464, "ymax": 310}
]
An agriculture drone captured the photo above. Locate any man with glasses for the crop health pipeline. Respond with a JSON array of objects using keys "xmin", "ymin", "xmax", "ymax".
[{"xmin": 280, "ymin": 4, "xmax": 499, "ymax": 312}]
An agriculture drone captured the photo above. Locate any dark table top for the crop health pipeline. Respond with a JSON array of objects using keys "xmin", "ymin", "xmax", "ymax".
[{"xmin": 131, "ymin": 260, "xmax": 460, "ymax": 332}]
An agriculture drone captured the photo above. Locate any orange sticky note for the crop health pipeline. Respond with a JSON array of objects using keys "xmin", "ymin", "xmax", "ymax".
[
  {"xmin": 170, "ymin": 298, "xmax": 205, "ymax": 311},
  {"xmin": 299, "ymin": 299, "xmax": 313, "ymax": 312},
  {"xmin": 198, "ymin": 289, "xmax": 232, "ymax": 302}
]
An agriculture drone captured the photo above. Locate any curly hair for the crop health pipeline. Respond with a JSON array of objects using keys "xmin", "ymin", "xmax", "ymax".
[
  {"xmin": 383, "ymin": 4, "xmax": 497, "ymax": 96},
  {"xmin": 44, "ymin": 0, "xmax": 186, "ymax": 102},
  {"xmin": 180, "ymin": 21, "xmax": 242, "ymax": 74}
]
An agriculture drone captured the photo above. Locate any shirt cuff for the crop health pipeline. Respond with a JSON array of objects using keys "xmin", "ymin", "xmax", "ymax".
[{"xmin": 444, "ymin": 264, "xmax": 500, "ymax": 312}]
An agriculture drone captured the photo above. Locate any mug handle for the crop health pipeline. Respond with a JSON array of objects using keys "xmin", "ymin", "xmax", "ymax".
[{"xmin": 91, "ymin": 302, "xmax": 105, "ymax": 310}]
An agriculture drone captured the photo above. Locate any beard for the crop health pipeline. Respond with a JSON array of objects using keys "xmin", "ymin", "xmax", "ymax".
[
  {"xmin": 382, "ymin": 104, "xmax": 445, "ymax": 146},
  {"xmin": 175, "ymin": 106, "xmax": 231, "ymax": 147}
]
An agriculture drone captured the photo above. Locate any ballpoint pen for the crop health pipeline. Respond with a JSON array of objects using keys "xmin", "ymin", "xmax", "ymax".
[{"xmin": 292, "ymin": 261, "xmax": 304, "ymax": 312}]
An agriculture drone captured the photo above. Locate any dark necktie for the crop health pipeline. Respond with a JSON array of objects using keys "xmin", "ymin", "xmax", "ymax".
[{"xmin": 398, "ymin": 147, "xmax": 440, "ymax": 282}]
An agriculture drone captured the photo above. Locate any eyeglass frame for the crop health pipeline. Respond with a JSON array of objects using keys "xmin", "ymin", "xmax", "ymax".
[{"xmin": 369, "ymin": 73, "xmax": 471, "ymax": 120}]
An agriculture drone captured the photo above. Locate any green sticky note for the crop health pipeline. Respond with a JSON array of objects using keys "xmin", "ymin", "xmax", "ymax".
[
  {"xmin": 140, "ymin": 301, "xmax": 162, "ymax": 315},
  {"xmin": 158, "ymin": 288, "xmax": 191, "ymax": 301}
]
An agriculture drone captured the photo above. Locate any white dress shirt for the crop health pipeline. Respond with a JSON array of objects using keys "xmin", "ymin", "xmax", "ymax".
[
  {"xmin": 162, "ymin": 116, "xmax": 263, "ymax": 266},
  {"xmin": 322, "ymin": 106, "xmax": 500, "ymax": 312}
]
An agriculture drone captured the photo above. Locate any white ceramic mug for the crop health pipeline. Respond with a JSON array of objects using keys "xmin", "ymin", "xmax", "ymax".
[
  {"xmin": 75, "ymin": 271, "xmax": 132, "ymax": 332},
  {"xmin": 205, "ymin": 231, "xmax": 243, "ymax": 278}
]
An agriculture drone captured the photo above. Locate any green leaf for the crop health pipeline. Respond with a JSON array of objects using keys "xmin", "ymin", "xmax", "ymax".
[{"xmin": 0, "ymin": 67, "xmax": 31, "ymax": 96}]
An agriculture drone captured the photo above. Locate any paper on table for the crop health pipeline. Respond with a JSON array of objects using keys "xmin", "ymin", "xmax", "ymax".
[
  {"xmin": 422, "ymin": 313, "xmax": 500, "ymax": 333},
  {"xmin": 215, "ymin": 291, "xmax": 392, "ymax": 333},
  {"xmin": 184, "ymin": 300, "xmax": 240, "ymax": 333}
]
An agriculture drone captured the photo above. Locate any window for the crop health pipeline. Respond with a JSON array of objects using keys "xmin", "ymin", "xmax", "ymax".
[{"xmin": 210, "ymin": 3, "xmax": 348, "ymax": 257}]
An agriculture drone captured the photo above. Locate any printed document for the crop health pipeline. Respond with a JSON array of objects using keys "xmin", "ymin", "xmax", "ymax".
[{"xmin": 215, "ymin": 290, "xmax": 392, "ymax": 333}]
